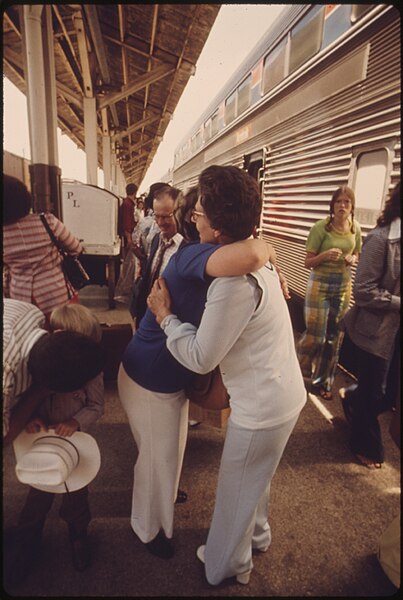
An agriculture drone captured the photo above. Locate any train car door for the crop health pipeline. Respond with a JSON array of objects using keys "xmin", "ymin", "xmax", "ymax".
[
  {"xmin": 244, "ymin": 150, "xmax": 265, "ymax": 237},
  {"xmin": 244, "ymin": 150, "xmax": 264, "ymax": 193}
]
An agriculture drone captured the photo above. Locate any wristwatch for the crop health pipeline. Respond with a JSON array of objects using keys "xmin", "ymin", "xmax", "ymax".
[{"xmin": 160, "ymin": 314, "xmax": 177, "ymax": 330}]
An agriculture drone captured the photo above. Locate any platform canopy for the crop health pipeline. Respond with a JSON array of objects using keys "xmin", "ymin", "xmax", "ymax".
[{"xmin": 3, "ymin": 4, "xmax": 220, "ymax": 187}]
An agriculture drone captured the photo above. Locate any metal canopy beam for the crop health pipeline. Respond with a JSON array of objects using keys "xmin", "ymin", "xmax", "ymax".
[
  {"xmin": 83, "ymin": 4, "xmax": 119, "ymax": 128},
  {"xmin": 72, "ymin": 11, "xmax": 93, "ymax": 97},
  {"xmin": 98, "ymin": 63, "xmax": 176, "ymax": 110},
  {"xmin": 112, "ymin": 114, "xmax": 161, "ymax": 142},
  {"xmin": 56, "ymin": 81, "xmax": 83, "ymax": 109}
]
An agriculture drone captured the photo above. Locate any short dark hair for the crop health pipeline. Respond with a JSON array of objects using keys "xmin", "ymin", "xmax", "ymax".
[
  {"xmin": 145, "ymin": 182, "xmax": 167, "ymax": 212},
  {"xmin": 198, "ymin": 165, "xmax": 262, "ymax": 240},
  {"xmin": 154, "ymin": 185, "xmax": 182, "ymax": 203},
  {"xmin": 28, "ymin": 331, "xmax": 104, "ymax": 392},
  {"xmin": 174, "ymin": 186, "xmax": 199, "ymax": 241},
  {"xmin": 3, "ymin": 174, "xmax": 33, "ymax": 224},
  {"xmin": 126, "ymin": 183, "xmax": 138, "ymax": 196}
]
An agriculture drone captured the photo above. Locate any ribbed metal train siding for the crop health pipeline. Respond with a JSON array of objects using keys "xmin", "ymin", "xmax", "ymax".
[
  {"xmin": 172, "ymin": 8, "xmax": 400, "ymax": 304},
  {"xmin": 262, "ymin": 12, "xmax": 401, "ymax": 300}
]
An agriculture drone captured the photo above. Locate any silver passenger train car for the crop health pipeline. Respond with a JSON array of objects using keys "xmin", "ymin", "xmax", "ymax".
[{"xmin": 171, "ymin": 4, "xmax": 401, "ymax": 325}]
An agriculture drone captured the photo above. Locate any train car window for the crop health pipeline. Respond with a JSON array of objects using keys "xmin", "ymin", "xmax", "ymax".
[
  {"xmin": 354, "ymin": 149, "xmax": 388, "ymax": 227},
  {"xmin": 289, "ymin": 5, "xmax": 325, "ymax": 73},
  {"xmin": 262, "ymin": 38, "xmax": 287, "ymax": 95},
  {"xmin": 211, "ymin": 111, "xmax": 219, "ymax": 136},
  {"xmin": 237, "ymin": 75, "xmax": 251, "ymax": 115},
  {"xmin": 195, "ymin": 130, "xmax": 202, "ymax": 150},
  {"xmin": 225, "ymin": 91, "xmax": 236, "ymax": 125},
  {"xmin": 321, "ymin": 4, "xmax": 351, "ymax": 50},
  {"xmin": 182, "ymin": 141, "xmax": 190, "ymax": 161},
  {"xmin": 351, "ymin": 5, "xmax": 374, "ymax": 23},
  {"xmin": 204, "ymin": 119, "xmax": 211, "ymax": 142}
]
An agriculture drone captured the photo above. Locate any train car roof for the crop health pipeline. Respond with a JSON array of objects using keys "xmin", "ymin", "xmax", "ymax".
[{"xmin": 174, "ymin": 4, "xmax": 308, "ymax": 153}]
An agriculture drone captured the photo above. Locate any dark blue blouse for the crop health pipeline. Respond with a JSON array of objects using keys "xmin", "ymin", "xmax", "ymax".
[{"xmin": 122, "ymin": 241, "xmax": 218, "ymax": 392}]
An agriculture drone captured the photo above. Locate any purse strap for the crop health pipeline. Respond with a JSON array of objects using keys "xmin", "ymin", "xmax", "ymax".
[{"xmin": 40, "ymin": 213, "xmax": 63, "ymax": 254}]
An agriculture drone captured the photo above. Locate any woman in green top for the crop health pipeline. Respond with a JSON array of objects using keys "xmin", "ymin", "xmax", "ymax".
[{"xmin": 297, "ymin": 186, "xmax": 362, "ymax": 400}]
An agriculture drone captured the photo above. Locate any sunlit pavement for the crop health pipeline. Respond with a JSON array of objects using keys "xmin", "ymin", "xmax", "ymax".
[{"xmin": 3, "ymin": 286, "xmax": 400, "ymax": 597}]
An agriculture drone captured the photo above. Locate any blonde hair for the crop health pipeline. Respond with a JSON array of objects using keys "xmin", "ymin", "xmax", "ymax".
[{"xmin": 50, "ymin": 304, "xmax": 102, "ymax": 343}]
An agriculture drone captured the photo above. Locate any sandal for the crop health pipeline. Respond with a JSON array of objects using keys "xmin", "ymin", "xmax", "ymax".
[
  {"xmin": 355, "ymin": 454, "xmax": 382, "ymax": 469},
  {"xmin": 319, "ymin": 387, "xmax": 333, "ymax": 401}
]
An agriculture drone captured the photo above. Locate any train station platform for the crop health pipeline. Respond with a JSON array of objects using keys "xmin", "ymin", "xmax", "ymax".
[{"xmin": 3, "ymin": 285, "xmax": 400, "ymax": 597}]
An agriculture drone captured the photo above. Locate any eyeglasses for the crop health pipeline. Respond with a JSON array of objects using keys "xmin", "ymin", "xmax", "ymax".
[
  {"xmin": 191, "ymin": 209, "xmax": 206, "ymax": 222},
  {"xmin": 153, "ymin": 212, "xmax": 174, "ymax": 222}
]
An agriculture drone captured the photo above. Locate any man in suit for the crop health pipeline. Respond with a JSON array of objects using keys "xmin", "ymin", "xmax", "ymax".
[{"xmin": 130, "ymin": 185, "xmax": 184, "ymax": 329}]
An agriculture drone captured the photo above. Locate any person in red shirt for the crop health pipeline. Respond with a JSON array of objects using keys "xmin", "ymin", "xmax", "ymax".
[{"xmin": 120, "ymin": 183, "xmax": 138, "ymax": 257}]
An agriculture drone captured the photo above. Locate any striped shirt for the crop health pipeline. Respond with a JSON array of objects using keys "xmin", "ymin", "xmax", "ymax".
[
  {"xmin": 3, "ymin": 299, "xmax": 47, "ymax": 437},
  {"xmin": 3, "ymin": 212, "xmax": 83, "ymax": 315}
]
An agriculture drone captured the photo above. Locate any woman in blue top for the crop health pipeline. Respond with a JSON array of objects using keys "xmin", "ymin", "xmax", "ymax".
[
  {"xmin": 297, "ymin": 186, "xmax": 362, "ymax": 400},
  {"xmin": 118, "ymin": 184, "xmax": 278, "ymax": 559}
]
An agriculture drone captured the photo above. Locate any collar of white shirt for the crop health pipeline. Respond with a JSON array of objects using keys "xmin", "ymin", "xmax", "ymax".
[{"xmin": 161, "ymin": 232, "xmax": 184, "ymax": 247}]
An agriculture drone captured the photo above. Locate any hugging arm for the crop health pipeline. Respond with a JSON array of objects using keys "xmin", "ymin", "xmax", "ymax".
[
  {"xmin": 206, "ymin": 239, "xmax": 290, "ymax": 299},
  {"xmin": 150, "ymin": 277, "xmax": 257, "ymax": 373},
  {"xmin": 205, "ymin": 238, "xmax": 273, "ymax": 277}
]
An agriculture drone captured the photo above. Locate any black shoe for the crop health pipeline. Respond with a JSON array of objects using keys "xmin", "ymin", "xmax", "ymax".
[
  {"xmin": 175, "ymin": 489, "xmax": 188, "ymax": 504},
  {"xmin": 145, "ymin": 530, "xmax": 175, "ymax": 559},
  {"xmin": 70, "ymin": 535, "xmax": 91, "ymax": 571}
]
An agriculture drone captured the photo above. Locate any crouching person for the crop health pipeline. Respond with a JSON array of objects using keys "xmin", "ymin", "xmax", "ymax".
[{"xmin": 3, "ymin": 299, "xmax": 104, "ymax": 589}]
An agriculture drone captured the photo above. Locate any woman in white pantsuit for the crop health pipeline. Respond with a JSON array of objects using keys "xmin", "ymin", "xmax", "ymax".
[
  {"xmin": 118, "ymin": 185, "xmax": 276, "ymax": 559},
  {"xmin": 148, "ymin": 165, "xmax": 306, "ymax": 585}
]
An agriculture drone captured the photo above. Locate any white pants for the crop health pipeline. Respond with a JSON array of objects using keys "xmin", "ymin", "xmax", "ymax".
[
  {"xmin": 117, "ymin": 365, "xmax": 189, "ymax": 542},
  {"xmin": 204, "ymin": 413, "xmax": 301, "ymax": 585}
]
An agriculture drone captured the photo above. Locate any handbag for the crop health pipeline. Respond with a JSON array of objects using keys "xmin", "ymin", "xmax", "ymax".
[
  {"xmin": 185, "ymin": 366, "xmax": 230, "ymax": 411},
  {"xmin": 40, "ymin": 213, "xmax": 90, "ymax": 297}
]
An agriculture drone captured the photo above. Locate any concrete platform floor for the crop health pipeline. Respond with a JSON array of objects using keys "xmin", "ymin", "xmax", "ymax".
[{"xmin": 2, "ymin": 285, "xmax": 400, "ymax": 597}]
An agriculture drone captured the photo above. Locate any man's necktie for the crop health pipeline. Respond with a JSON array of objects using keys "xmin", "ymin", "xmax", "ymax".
[{"xmin": 150, "ymin": 238, "xmax": 174, "ymax": 288}]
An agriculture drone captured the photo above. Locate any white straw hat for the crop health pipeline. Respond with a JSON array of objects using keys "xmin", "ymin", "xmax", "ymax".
[{"xmin": 13, "ymin": 430, "xmax": 101, "ymax": 493}]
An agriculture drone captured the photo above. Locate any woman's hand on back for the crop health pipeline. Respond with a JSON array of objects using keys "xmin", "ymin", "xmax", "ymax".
[{"xmin": 147, "ymin": 278, "xmax": 173, "ymax": 324}]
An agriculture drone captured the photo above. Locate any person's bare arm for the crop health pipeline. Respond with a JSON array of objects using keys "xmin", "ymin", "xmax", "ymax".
[
  {"xmin": 205, "ymin": 239, "xmax": 274, "ymax": 277},
  {"xmin": 206, "ymin": 240, "xmax": 290, "ymax": 299}
]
